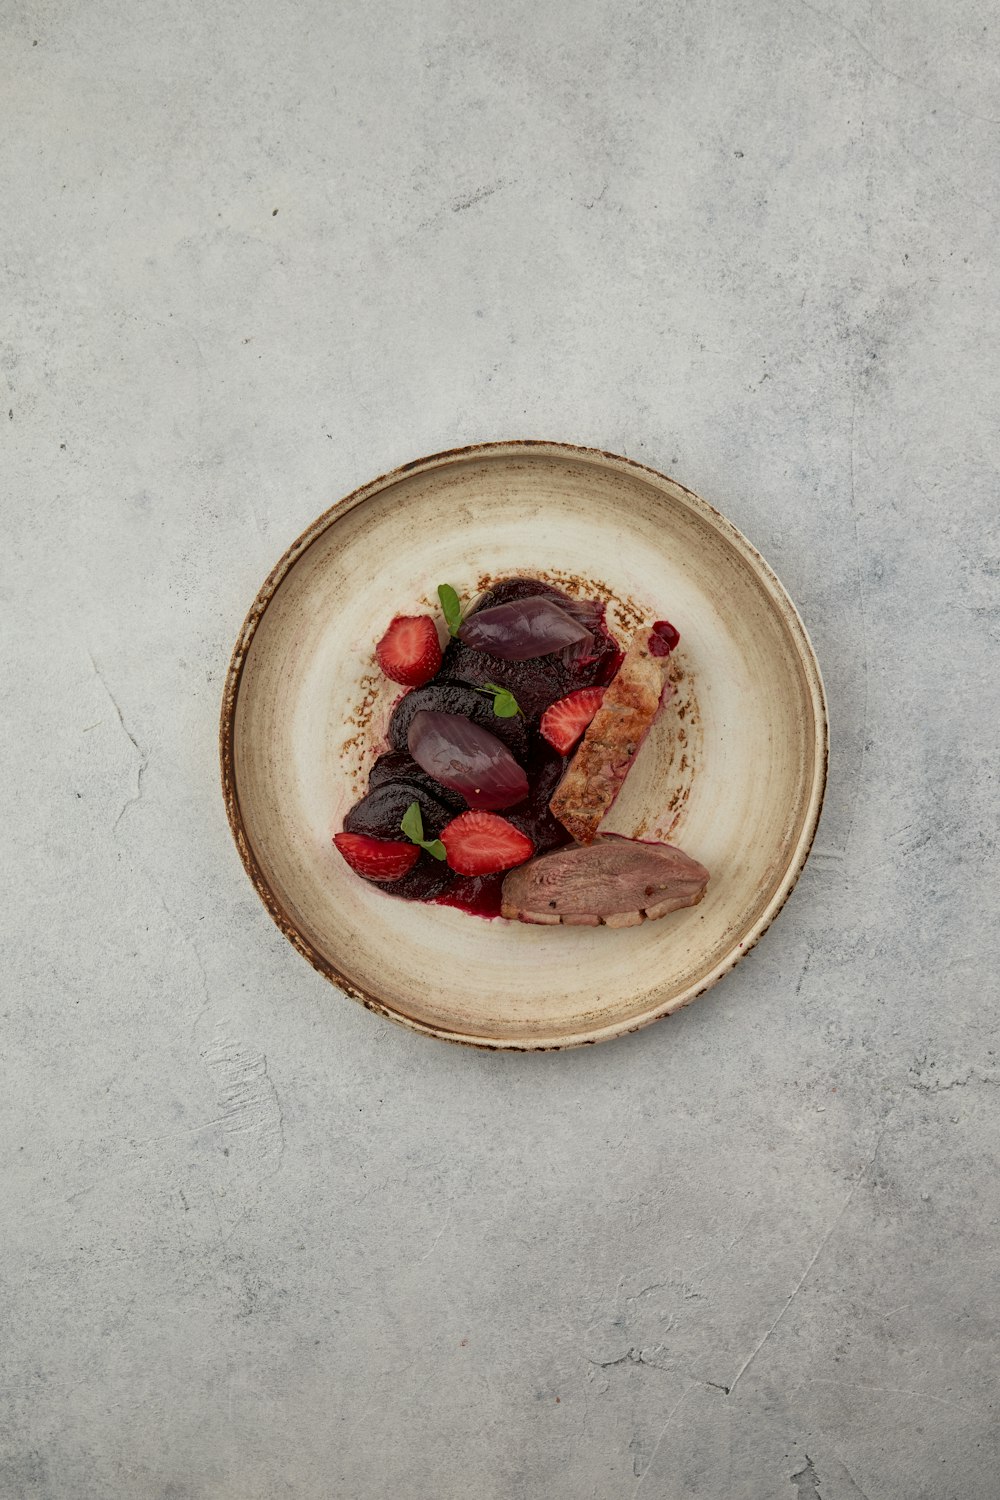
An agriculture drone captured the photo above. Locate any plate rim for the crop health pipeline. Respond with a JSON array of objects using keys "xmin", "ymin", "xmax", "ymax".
[{"xmin": 219, "ymin": 439, "xmax": 829, "ymax": 1051}]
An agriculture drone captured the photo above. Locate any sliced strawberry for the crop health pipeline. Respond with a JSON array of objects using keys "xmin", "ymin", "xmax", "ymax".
[
  {"xmin": 440, "ymin": 811, "xmax": 535, "ymax": 876},
  {"xmin": 540, "ymin": 686, "xmax": 606, "ymax": 755},
  {"xmin": 375, "ymin": 615, "xmax": 442, "ymax": 687},
  {"xmin": 333, "ymin": 831, "xmax": 421, "ymax": 882}
]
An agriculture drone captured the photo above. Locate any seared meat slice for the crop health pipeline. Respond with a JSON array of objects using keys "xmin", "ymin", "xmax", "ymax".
[
  {"xmin": 549, "ymin": 621, "xmax": 678, "ymax": 845},
  {"xmin": 500, "ymin": 835, "xmax": 709, "ymax": 927}
]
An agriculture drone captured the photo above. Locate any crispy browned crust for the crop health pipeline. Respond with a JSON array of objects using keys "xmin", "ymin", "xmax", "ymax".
[{"xmin": 549, "ymin": 630, "xmax": 673, "ymax": 843}]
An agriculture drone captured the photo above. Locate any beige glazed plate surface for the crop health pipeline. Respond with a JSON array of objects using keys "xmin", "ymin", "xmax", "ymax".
[{"xmin": 221, "ymin": 442, "xmax": 827, "ymax": 1050}]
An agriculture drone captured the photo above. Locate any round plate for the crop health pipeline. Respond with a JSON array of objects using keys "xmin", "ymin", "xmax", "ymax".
[{"xmin": 220, "ymin": 442, "xmax": 827, "ymax": 1050}]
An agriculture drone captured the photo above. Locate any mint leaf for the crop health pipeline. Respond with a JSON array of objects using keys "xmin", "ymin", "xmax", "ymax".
[
  {"xmin": 475, "ymin": 681, "xmax": 522, "ymax": 718},
  {"xmin": 400, "ymin": 801, "xmax": 424, "ymax": 844},
  {"xmin": 437, "ymin": 583, "xmax": 464, "ymax": 638},
  {"xmin": 400, "ymin": 801, "xmax": 448, "ymax": 861}
]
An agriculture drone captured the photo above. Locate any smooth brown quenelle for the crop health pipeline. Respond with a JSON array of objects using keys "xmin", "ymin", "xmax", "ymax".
[
  {"xmin": 501, "ymin": 836, "xmax": 710, "ymax": 927},
  {"xmin": 220, "ymin": 440, "xmax": 828, "ymax": 1050}
]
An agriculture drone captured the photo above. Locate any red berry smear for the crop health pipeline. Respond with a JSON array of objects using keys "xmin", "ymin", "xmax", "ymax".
[{"xmin": 433, "ymin": 872, "xmax": 507, "ymax": 920}]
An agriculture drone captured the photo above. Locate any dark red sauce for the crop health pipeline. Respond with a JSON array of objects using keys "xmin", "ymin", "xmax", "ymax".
[{"xmin": 432, "ymin": 873, "xmax": 506, "ymax": 919}]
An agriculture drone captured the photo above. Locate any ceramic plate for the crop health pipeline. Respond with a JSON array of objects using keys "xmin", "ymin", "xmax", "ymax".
[{"xmin": 220, "ymin": 442, "xmax": 827, "ymax": 1049}]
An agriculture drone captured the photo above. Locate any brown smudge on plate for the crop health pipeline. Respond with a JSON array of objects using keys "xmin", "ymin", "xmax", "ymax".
[{"xmin": 340, "ymin": 669, "xmax": 396, "ymax": 797}]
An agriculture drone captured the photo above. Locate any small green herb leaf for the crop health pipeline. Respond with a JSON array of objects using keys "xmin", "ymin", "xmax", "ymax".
[
  {"xmin": 474, "ymin": 681, "xmax": 522, "ymax": 718},
  {"xmin": 437, "ymin": 583, "xmax": 464, "ymax": 638},
  {"xmin": 400, "ymin": 801, "xmax": 424, "ymax": 844},
  {"xmin": 400, "ymin": 801, "xmax": 448, "ymax": 861}
]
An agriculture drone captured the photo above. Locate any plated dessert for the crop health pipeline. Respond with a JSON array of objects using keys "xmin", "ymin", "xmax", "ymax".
[
  {"xmin": 222, "ymin": 442, "xmax": 827, "ymax": 1045},
  {"xmin": 334, "ymin": 577, "xmax": 709, "ymax": 924}
]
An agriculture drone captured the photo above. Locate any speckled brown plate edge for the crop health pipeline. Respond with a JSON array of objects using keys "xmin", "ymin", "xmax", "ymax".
[{"xmin": 219, "ymin": 440, "xmax": 829, "ymax": 1051}]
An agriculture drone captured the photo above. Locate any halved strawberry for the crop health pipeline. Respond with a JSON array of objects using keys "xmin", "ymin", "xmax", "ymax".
[
  {"xmin": 375, "ymin": 615, "xmax": 442, "ymax": 687},
  {"xmin": 333, "ymin": 831, "xmax": 421, "ymax": 882},
  {"xmin": 540, "ymin": 686, "xmax": 606, "ymax": 755},
  {"xmin": 440, "ymin": 811, "xmax": 535, "ymax": 876}
]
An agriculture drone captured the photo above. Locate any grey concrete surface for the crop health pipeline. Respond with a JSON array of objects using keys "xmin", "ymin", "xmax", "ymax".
[{"xmin": 3, "ymin": 0, "xmax": 998, "ymax": 1495}]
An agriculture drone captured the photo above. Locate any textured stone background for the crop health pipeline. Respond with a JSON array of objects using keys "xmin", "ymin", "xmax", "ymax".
[{"xmin": 3, "ymin": 1, "xmax": 998, "ymax": 1496}]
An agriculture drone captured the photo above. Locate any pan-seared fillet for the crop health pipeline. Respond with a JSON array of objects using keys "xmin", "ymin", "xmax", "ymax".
[{"xmin": 549, "ymin": 621, "xmax": 678, "ymax": 844}]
